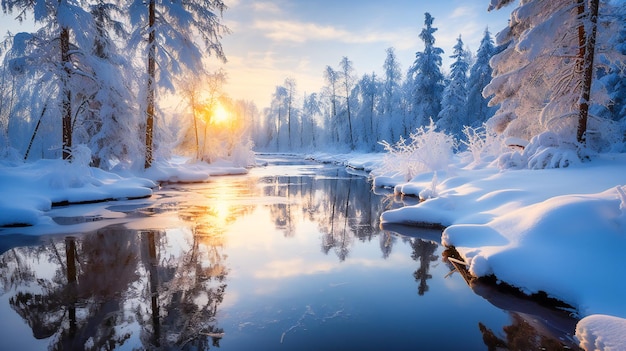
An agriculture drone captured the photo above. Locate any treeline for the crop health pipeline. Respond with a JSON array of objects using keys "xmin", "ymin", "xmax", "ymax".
[
  {"xmin": 256, "ymin": 3, "xmax": 626, "ymax": 165},
  {"xmin": 0, "ymin": 0, "xmax": 246, "ymax": 169}
]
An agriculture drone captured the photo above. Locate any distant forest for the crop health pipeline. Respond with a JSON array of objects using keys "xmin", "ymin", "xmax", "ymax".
[{"xmin": 0, "ymin": 1, "xmax": 625, "ymax": 171}]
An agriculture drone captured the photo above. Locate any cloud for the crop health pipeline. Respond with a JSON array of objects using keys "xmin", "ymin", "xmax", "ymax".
[
  {"xmin": 251, "ymin": 1, "xmax": 282, "ymax": 14},
  {"xmin": 252, "ymin": 19, "xmax": 410, "ymax": 46},
  {"xmin": 449, "ymin": 6, "xmax": 477, "ymax": 19}
]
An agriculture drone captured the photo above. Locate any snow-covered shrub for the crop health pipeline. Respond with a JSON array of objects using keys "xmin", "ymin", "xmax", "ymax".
[
  {"xmin": 460, "ymin": 124, "xmax": 506, "ymax": 165},
  {"xmin": 497, "ymin": 131, "xmax": 581, "ymax": 170},
  {"xmin": 70, "ymin": 144, "xmax": 93, "ymax": 168},
  {"xmin": 377, "ymin": 119, "xmax": 456, "ymax": 181},
  {"xmin": 419, "ymin": 172, "xmax": 438, "ymax": 201},
  {"xmin": 230, "ymin": 139, "xmax": 256, "ymax": 167}
]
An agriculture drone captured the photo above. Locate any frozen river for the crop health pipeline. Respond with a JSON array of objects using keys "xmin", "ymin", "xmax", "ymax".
[{"xmin": 0, "ymin": 155, "xmax": 580, "ymax": 350}]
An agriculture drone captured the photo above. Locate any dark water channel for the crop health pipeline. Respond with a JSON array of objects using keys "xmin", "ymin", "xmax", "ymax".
[{"xmin": 0, "ymin": 155, "xmax": 580, "ymax": 350}]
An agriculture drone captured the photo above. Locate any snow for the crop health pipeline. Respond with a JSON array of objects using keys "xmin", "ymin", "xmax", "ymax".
[
  {"xmin": 577, "ymin": 315, "xmax": 626, "ymax": 351},
  {"xmin": 0, "ymin": 157, "xmax": 247, "ymax": 228},
  {"xmin": 375, "ymin": 151, "xmax": 626, "ymax": 351}
]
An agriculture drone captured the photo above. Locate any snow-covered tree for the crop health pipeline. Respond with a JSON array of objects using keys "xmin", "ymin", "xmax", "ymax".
[
  {"xmin": 0, "ymin": 0, "xmax": 140, "ymax": 165},
  {"xmin": 322, "ymin": 65, "xmax": 339, "ymax": 145},
  {"xmin": 267, "ymin": 84, "xmax": 288, "ymax": 150},
  {"xmin": 466, "ymin": 28, "xmax": 497, "ymax": 128},
  {"xmin": 354, "ymin": 72, "xmax": 379, "ymax": 150},
  {"xmin": 1, "ymin": 0, "xmax": 93, "ymax": 160},
  {"xmin": 301, "ymin": 92, "xmax": 322, "ymax": 149},
  {"xmin": 177, "ymin": 68, "xmax": 226, "ymax": 160},
  {"xmin": 407, "ymin": 12, "xmax": 445, "ymax": 132},
  {"xmin": 485, "ymin": 0, "xmax": 623, "ymax": 158},
  {"xmin": 284, "ymin": 77, "xmax": 298, "ymax": 149},
  {"xmin": 437, "ymin": 35, "xmax": 469, "ymax": 138},
  {"xmin": 128, "ymin": 0, "xmax": 228, "ymax": 168},
  {"xmin": 381, "ymin": 47, "xmax": 404, "ymax": 142},
  {"xmin": 83, "ymin": 0, "xmax": 140, "ymax": 169},
  {"xmin": 338, "ymin": 56, "xmax": 356, "ymax": 149}
]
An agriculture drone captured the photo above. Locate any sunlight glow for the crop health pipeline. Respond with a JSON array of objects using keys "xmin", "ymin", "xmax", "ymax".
[{"xmin": 212, "ymin": 103, "xmax": 230, "ymax": 124}]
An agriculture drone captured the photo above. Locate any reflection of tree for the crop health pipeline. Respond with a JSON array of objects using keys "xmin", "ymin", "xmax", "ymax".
[
  {"xmin": 410, "ymin": 239, "xmax": 438, "ymax": 295},
  {"xmin": 379, "ymin": 231, "xmax": 397, "ymax": 259},
  {"xmin": 264, "ymin": 176, "xmax": 300, "ymax": 237},
  {"xmin": 3, "ymin": 219, "xmax": 229, "ymax": 350},
  {"xmin": 259, "ymin": 166, "xmax": 391, "ymax": 261},
  {"xmin": 479, "ymin": 314, "xmax": 582, "ymax": 351},
  {"xmin": 137, "ymin": 225, "xmax": 228, "ymax": 349},
  {"xmin": 8, "ymin": 227, "xmax": 140, "ymax": 349}
]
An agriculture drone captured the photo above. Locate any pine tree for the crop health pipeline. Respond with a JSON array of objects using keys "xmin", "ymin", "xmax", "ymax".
[
  {"xmin": 84, "ymin": 0, "xmax": 139, "ymax": 169},
  {"xmin": 407, "ymin": 12, "xmax": 445, "ymax": 132},
  {"xmin": 466, "ymin": 28, "xmax": 496, "ymax": 128},
  {"xmin": 437, "ymin": 35, "xmax": 469, "ymax": 138}
]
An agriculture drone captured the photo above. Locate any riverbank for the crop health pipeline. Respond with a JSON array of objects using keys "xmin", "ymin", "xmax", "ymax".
[
  {"xmin": 0, "ymin": 156, "xmax": 247, "ymax": 228},
  {"xmin": 310, "ymin": 150, "xmax": 626, "ymax": 351}
]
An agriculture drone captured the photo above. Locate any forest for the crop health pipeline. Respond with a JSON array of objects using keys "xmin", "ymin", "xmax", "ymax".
[
  {"xmin": 0, "ymin": 0, "xmax": 625, "ymax": 171},
  {"xmin": 255, "ymin": 1, "xmax": 626, "ymax": 167}
]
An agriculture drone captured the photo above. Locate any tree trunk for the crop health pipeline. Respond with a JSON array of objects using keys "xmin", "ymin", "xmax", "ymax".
[
  {"xmin": 61, "ymin": 26, "xmax": 72, "ymax": 160},
  {"xmin": 576, "ymin": 0, "xmax": 599, "ymax": 145},
  {"xmin": 287, "ymin": 93, "xmax": 292, "ymax": 149},
  {"xmin": 345, "ymin": 90, "xmax": 354, "ymax": 149},
  {"xmin": 191, "ymin": 95, "xmax": 199, "ymax": 160},
  {"xmin": 145, "ymin": 0, "xmax": 156, "ymax": 168}
]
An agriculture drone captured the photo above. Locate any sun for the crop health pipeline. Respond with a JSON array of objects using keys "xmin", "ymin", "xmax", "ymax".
[{"xmin": 212, "ymin": 103, "xmax": 230, "ymax": 124}]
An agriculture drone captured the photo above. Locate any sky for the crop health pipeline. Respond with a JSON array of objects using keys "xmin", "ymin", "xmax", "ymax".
[
  {"xmin": 0, "ymin": 0, "xmax": 512, "ymax": 110},
  {"xmin": 212, "ymin": 0, "xmax": 512, "ymax": 108}
]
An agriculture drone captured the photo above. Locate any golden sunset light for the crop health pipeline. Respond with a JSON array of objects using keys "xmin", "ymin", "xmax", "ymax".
[{"xmin": 212, "ymin": 103, "xmax": 231, "ymax": 125}]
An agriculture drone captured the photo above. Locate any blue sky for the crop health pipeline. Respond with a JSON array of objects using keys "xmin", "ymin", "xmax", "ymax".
[
  {"xmin": 216, "ymin": 0, "xmax": 512, "ymax": 108},
  {"xmin": 0, "ymin": 0, "xmax": 512, "ymax": 109}
]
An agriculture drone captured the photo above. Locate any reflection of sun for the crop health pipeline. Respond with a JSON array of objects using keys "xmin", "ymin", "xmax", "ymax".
[
  {"xmin": 213, "ymin": 200, "xmax": 231, "ymax": 225},
  {"xmin": 212, "ymin": 103, "xmax": 230, "ymax": 124}
]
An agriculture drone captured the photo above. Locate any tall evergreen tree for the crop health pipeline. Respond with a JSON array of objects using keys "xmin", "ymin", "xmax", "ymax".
[
  {"xmin": 407, "ymin": 12, "xmax": 445, "ymax": 132},
  {"xmin": 437, "ymin": 35, "xmax": 469, "ymax": 138},
  {"xmin": 466, "ymin": 28, "xmax": 496, "ymax": 128},
  {"xmin": 84, "ymin": 0, "xmax": 139, "ymax": 168}
]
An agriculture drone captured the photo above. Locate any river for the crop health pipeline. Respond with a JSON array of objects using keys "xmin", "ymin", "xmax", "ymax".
[{"xmin": 0, "ymin": 155, "xmax": 580, "ymax": 350}]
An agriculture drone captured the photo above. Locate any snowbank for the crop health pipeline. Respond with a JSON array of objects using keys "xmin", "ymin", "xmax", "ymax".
[
  {"xmin": 0, "ymin": 157, "xmax": 247, "ymax": 228},
  {"xmin": 376, "ymin": 153, "xmax": 626, "ymax": 350},
  {"xmin": 306, "ymin": 151, "xmax": 384, "ymax": 172},
  {"xmin": 576, "ymin": 315, "xmax": 626, "ymax": 351}
]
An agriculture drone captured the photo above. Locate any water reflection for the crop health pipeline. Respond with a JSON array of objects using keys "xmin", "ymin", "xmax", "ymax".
[
  {"xmin": 1, "ymin": 228, "xmax": 227, "ymax": 349},
  {"xmin": 0, "ymin": 157, "xmax": 581, "ymax": 350}
]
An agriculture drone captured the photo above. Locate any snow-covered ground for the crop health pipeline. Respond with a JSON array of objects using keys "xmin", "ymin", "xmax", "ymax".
[
  {"xmin": 1, "ymin": 150, "xmax": 624, "ymax": 350},
  {"xmin": 369, "ymin": 150, "xmax": 626, "ymax": 351},
  {"xmin": 0, "ymin": 156, "xmax": 247, "ymax": 228}
]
